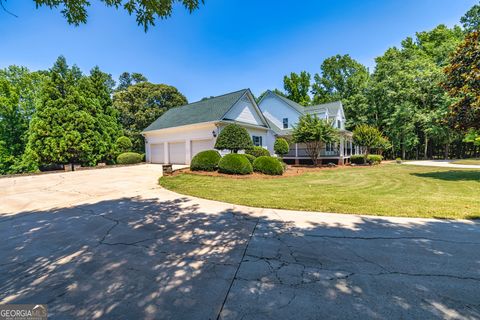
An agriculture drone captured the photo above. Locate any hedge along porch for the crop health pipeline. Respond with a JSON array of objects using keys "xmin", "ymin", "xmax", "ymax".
[{"xmin": 142, "ymin": 89, "xmax": 275, "ymax": 165}]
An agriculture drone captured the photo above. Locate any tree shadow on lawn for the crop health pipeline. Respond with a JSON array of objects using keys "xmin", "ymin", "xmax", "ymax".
[
  {"xmin": 411, "ymin": 170, "xmax": 480, "ymax": 182},
  {"xmin": 0, "ymin": 196, "xmax": 479, "ymax": 319}
]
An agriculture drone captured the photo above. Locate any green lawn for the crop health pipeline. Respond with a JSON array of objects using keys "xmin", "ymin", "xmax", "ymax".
[
  {"xmin": 159, "ymin": 164, "xmax": 480, "ymax": 219},
  {"xmin": 452, "ymin": 159, "xmax": 480, "ymax": 165}
]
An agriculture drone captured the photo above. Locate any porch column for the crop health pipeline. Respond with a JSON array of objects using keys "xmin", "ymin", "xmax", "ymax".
[
  {"xmin": 295, "ymin": 143, "xmax": 299, "ymax": 165},
  {"xmin": 339, "ymin": 138, "xmax": 345, "ymax": 166}
]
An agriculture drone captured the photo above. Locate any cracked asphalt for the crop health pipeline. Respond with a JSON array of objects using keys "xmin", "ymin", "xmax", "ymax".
[{"xmin": 1, "ymin": 164, "xmax": 480, "ymax": 319}]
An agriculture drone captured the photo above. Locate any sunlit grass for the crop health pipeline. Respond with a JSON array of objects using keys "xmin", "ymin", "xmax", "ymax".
[
  {"xmin": 159, "ymin": 164, "xmax": 480, "ymax": 219},
  {"xmin": 452, "ymin": 158, "xmax": 480, "ymax": 165}
]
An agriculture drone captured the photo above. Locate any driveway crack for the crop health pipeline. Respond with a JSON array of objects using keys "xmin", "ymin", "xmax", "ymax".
[{"xmin": 216, "ymin": 217, "xmax": 260, "ymax": 320}]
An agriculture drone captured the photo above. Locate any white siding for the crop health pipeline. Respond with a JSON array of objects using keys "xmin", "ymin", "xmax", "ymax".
[
  {"xmin": 224, "ymin": 96, "xmax": 264, "ymax": 126},
  {"xmin": 258, "ymin": 94, "xmax": 300, "ymax": 130}
]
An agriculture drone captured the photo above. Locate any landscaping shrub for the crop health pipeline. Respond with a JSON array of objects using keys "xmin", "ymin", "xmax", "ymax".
[
  {"xmin": 116, "ymin": 136, "xmax": 133, "ymax": 153},
  {"xmin": 396, "ymin": 157, "xmax": 402, "ymax": 164},
  {"xmin": 245, "ymin": 146, "xmax": 270, "ymax": 158},
  {"xmin": 242, "ymin": 153, "xmax": 256, "ymax": 164},
  {"xmin": 274, "ymin": 138, "xmax": 289, "ymax": 157},
  {"xmin": 350, "ymin": 155, "xmax": 366, "ymax": 165},
  {"xmin": 190, "ymin": 150, "xmax": 221, "ymax": 171},
  {"xmin": 117, "ymin": 152, "xmax": 143, "ymax": 164},
  {"xmin": 214, "ymin": 124, "xmax": 253, "ymax": 153},
  {"xmin": 218, "ymin": 154, "xmax": 253, "ymax": 175},
  {"xmin": 253, "ymin": 156, "xmax": 284, "ymax": 175},
  {"xmin": 367, "ymin": 154, "xmax": 383, "ymax": 165}
]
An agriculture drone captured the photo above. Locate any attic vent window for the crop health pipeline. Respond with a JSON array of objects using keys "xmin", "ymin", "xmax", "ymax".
[{"xmin": 283, "ymin": 118, "xmax": 288, "ymax": 129}]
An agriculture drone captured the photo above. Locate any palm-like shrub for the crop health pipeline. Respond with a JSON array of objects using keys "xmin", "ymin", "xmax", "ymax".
[
  {"xmin": 190, "ymin": 150, "xmax": 221, "ymax": 171},
  {"xmin": 215, "ymin": 124, "xmax": 253, "ymax": 153},
  {"xmin": 218, "ymin": 154, "xmax": 253, "ymax": 175},
  {"xmin": 253, "ymin": 156, "xmax": 284, "ymax": 175}
]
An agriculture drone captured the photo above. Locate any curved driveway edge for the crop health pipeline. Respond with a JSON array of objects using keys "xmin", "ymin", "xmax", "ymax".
[
  {"xmin": 1, "ymin": 165, "xmax": 479, "ymax": 319},
  {"xmin": 403, "ymin": 159, "xmax": 480, "ymax": 169}
]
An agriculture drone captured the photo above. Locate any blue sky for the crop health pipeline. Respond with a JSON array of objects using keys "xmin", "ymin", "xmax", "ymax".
[{"xmin": 0, "ymin": 0, "xmax": 476, "ymax": 102}]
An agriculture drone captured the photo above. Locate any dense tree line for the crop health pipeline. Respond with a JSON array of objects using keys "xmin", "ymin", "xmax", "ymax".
[
  {"xmin": 262, "ymin": 2, "xmax": 480, "ymax": 160},
  {"xmin": 0, "ymin": 56, "xmax": 187, "ymax": 174}
]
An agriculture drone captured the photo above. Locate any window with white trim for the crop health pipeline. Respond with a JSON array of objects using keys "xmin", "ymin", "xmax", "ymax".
[
  {"xmin": 252, "ymin": 136, "xmax": 263, "ymax": 147},
  {"xmin": 283, "ymin": 118, "xmax": 288, "ymax": 129}
]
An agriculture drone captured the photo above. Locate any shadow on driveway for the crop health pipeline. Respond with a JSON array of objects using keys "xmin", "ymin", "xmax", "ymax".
[{"xmin": 1, "ymin": 197, "xmax": 479, "ymax": 319}]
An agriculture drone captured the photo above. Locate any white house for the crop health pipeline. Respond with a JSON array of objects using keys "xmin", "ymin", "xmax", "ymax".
[
  {"xmin": 143, "ymin": 88, "xmax": 358, "ymax": 165},
  {"xmin": 257, "ymin": 90, "xmax": 359, "ymax": 165}
]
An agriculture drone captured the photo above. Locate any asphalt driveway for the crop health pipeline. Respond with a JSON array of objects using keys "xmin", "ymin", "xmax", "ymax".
[{"xmin": 1, "ymin": 164, "xmax": 479, "ymax": 319}]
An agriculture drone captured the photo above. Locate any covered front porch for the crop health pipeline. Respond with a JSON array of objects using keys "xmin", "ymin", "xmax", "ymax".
[{"xmin": 282, "ymin": 131, "xmax": 360, "ymax": 165}]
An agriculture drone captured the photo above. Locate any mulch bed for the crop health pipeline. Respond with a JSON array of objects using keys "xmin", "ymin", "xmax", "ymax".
[{"xmin": 171, "ymin": 163, "xmax": 376, "ymax": 179}]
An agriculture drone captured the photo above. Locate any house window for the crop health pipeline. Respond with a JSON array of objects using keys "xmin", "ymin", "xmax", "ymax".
[
  {"xmin": 283, "ymin": 118, "xmax": 288, "ymax": 129},
  {"xmin": 326, "ymin": 142, "xmax": 334, "ymax": 152},
  {"xmin": 252, "ymin": 136, "xmax": 263, "ymax": 147},
  {"xmin": 337, "ymin": 120, "xmax": 341, "ymax": 128}
]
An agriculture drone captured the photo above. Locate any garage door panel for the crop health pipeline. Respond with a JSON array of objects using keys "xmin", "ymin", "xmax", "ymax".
[
  {"xmin": 150, "ymin": 143, "xmax": 164, "ymax": 164},
  {"xmin": 169, "ymin": 142, "xmax": 186, "ymax": 164},
  {"xmin": 191, "ymin": 139, "xmax": 215, "ymax": 158}
]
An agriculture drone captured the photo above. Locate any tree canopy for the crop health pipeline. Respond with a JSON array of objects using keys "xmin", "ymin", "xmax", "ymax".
[
  {"xmin": 29, "ymin": 0, "xmax": 204, "ymax": 31},
  {"xmin": 214, "ymin": 124, "xmax": 253, "ymax": 153},
  {"xmin": 112, "ymin": 82, "xmax": 187, "ymax": 152}
]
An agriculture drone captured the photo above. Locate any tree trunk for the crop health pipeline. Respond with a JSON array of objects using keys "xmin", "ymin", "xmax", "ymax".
[
  {"xmin": 424, "ymin": 136, "xmax": 428, "ymax": 159},
  {"xmin": 402, "ymin": 144, "xmax": 406, "ymax": 160},
  {"xmin": 444, "ymin": 143, "xmax": 449, "ymax": 160}
]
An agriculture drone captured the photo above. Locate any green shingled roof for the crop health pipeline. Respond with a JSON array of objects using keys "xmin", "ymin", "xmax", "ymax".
[{"xmin": 143, "ymin": 89, "xmax": 248, "ymax": 132}]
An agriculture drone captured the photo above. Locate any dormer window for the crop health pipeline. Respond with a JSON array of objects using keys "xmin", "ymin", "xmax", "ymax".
[{"xmin": 283, "ymin": 118, "xmax": 288, "ymax": 129}]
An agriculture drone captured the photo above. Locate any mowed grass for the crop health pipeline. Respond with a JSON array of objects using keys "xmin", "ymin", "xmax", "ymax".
[
  {"xmin": 452, "ymin": 158, "xmax": 480, "ymax": 165},
  {"xmin": 159, "ymin": 164, "xmax": 480, "ymax": 219}
]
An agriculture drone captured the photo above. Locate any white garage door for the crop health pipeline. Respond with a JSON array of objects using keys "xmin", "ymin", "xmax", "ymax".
[
  {"xmin": 169, "ymin": 142, "xmax": 186, "ymax": 164},
  {"xmin": 150, "ymin": 143, "xmax": 164, "ymax": 163},
  {"xmin": 191, "ymin": 139, "xmax": 215, "ymax": 159}
]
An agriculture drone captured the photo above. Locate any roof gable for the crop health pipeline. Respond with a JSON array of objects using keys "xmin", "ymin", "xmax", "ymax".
[
  {"xmin": 143, "ymin": 89, "xmax": 248, "ymax": 132},
  {"xmin": 223, "ymin": 93, "xmax": 266, "ymax": 126}
]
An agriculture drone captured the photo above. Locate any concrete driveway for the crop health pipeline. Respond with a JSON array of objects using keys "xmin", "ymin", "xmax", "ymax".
[
  {"xmin": 1, "ymin": 164, "xmax": 479, "ymax": 319},
  {"xmin": 404, "ymin": 160, "xmax": 480, "ymax": 169}
]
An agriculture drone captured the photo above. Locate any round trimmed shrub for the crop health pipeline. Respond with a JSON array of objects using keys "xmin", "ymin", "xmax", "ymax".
[
  {"xmin": 367, "ymin": 154, "xmax": 383, "ymax": 165},
  {"xmin": 350, "ymin": 155, "xmax": 365, "ymax": 165},
  {"xmin": 242, "ymin": 153, "xmax": 256, "ymax": 164},
  {"xmin": 274, "ymin": 138, "xmax": 289, "ymax": 157},
  {"xmin": 214, "ymin": 124, "xmax": 253, "ymax": 153},
  {"xmin": 246, "ymin": 146, "xmax": 270, "ymax": 158},
  {"xmin": 253, "ymin": 156, "xmax": 284, "ymax": 175},
  {"xmin": 190, "ymin": 150, "xmax": 221, "ymax": 171},
  {"xmin": 218, "ymin": 154, "xmax": 253, "ymax": 175},
  {"xmin": 116, "ymin": 136, "xmax": 132, "ymax": 152},
  {"xmin": 117, "ymin": 152, "xmax": 143, "ymax": 164}
]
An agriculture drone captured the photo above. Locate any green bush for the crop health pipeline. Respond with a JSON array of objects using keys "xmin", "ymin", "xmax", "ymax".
[
  {"xmin": 117, "ymin": 152, "xmax": 143, "ymax": 164},
  {"xmin": 246, "ymin": 146, "xmax": 270, "ymax": 158},
  {"xmin": 218, "ymin": 154, "xmax": 253, "ymax": 175},
  {"xmin": 242, "ymin": 153, "xmax": 256, "ymax": 164},
  {"xmin": 350, "ymin": 155, "xmax": 366, "ymax": 165},
  {"xmin": 190, "ymin": 150, "xmax": 221, "ymax": 171},
  {"xmin": 367, "ymin": 154, "xmax": 383, "ymax": 165},
  {"xmin": 116, "ymin": 136, "xmax": 132, "ymax": 153},
  {"xmin": 274, "ymin": 138, "xmax": 289, "ymax": 157},
  {"xmin": 396, "ymin": 157, "xmax": 402, "ymax": 164},
  {"xmin": 214, "ymin": 124, "xmax": 253, "ymax": 152},
  {"xmin": 253, "ymin": 156, "xmax": 284, "ymax": 175}
]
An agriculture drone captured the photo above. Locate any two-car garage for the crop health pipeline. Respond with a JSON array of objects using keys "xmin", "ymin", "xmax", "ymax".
[{"xmin": 148, "ymin": 139, "xmax": 215, "ymax": 165}]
